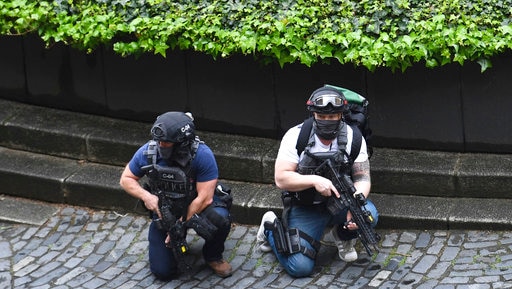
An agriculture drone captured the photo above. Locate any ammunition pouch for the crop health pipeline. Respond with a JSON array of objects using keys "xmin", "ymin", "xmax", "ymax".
[{"xmin": 144, "ymin": 164, "xmax": 195, "ymax": 225}]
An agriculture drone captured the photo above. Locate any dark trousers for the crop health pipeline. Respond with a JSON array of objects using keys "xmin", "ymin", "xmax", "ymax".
[{"xmin": 148, "ymin": 201, "xmax": 231, "ymax": 280}]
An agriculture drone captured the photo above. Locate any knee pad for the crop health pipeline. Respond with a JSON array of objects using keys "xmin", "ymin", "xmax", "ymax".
[{"xmin": 201, "ymin": 205, "xmax": 231, "ymax": 230}]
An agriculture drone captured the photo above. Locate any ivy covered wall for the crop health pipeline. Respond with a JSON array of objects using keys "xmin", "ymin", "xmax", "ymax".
[{"xmin": 2, "ymin": 0, "xmax": 512, "ymax": 72}]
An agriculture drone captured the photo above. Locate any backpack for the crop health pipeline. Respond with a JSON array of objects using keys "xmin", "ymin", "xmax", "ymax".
[{"xmin": 295, "ymin": 84, "xmax": 373, "ymax": 162}]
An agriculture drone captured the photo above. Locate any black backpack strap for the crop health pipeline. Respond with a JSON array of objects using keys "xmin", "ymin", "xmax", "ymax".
[
  {"xmin": 349, "ymin": 125, "xmax": 363, "ymax": 164},
  {"xmin": 296, "ymin": 117, "xmax": 314, "ymax": 157},
  {"xmin": 296, "ymin": 118, "xmax": 363, "ymax": 164}
]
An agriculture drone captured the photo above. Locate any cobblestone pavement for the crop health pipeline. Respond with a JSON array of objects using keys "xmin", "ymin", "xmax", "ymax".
[{"xmin": 2, "ymin": 204, "xmax": 512, "ymax": 289}]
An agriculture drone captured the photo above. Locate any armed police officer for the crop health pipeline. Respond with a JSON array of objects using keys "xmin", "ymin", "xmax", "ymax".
[
  {"xmin": 257, "ymin": 86, "xmax": 379, "ymax": 277},
  {"xmin": 120, "ymin": 111, "xmax": 233, "ymax": 280}
]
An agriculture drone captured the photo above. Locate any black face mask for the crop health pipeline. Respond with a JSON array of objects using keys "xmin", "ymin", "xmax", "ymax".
[
  {"xmin": 171, "ymin": 144, "xmax": 192, "ymax": 167},
  {"xmin": 315, "ymin": 119, "xmax": 342, "ymax": 140},
  {"xmin": 159, "ymin": 142, "xmax": 192, "ymax": 167},
  {"xmin": 158, "ymin": 146, "xmax": 174, "ymax": 161}
]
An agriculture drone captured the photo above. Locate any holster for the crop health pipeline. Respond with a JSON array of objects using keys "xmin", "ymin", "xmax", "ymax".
[
  {"xmin": 264, "ymin": 217, "xmax": 288, "ymax": 254},
  {"xmin": 264, "ymin": 213, "xmax": 320, "ymax": 260}
]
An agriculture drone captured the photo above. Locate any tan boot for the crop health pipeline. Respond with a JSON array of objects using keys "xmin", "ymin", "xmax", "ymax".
[{"xmin": 207, "ymin": 259, "xmax": 232, "ymax": 278}]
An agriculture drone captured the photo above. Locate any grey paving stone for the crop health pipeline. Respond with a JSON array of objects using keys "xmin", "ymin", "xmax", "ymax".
[
  {"xmin": 412, "ymin": 255, "xmax": 438, "ymax": 274},
  {"xmin": 427, "ymin": 261, "xmax": 452, "ymax": 279},
  {"xmin": 415, "ymin": 232, "xmax": 432, "ymax": 248},
  {"xmin": 2, "ymin": 199, "xmax": 512, "ymax": 289},
  {"xmin": 0, "ymin": 271, "xmax": 11, "ymax": 289}
]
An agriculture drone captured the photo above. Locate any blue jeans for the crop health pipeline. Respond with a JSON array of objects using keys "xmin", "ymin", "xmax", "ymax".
[
  {"xmin": 266, "ymin": 199, "xmax": 378, "ymax": 277},
  {"xmin": 148, "ymin": 197, "xmax": 231, "ymax": 280}
]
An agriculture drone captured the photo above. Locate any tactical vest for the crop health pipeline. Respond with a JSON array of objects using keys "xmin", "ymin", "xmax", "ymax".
[
  {"xmin": 143, "ymin": 138, "xmax": 201, "ymax": 218},
  {"xmin": 294, "ymin": 123, "xmax": 353, "ymax": 205}
]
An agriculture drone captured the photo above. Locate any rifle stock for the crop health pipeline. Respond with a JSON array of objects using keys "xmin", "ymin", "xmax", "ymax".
[{"xmin": 317, "ymin": 158, "xmax": 381, "ymax": 256}]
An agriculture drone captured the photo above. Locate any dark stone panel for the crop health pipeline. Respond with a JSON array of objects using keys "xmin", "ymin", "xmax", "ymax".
[
  {"xmin": 367, "ymin": 63, "xmax": 465, "ymax": 151},
  {"xmin": 274, "ymin": 61, "xmax": 367, "ymax": 138},
  {"xmin": 66, "ymin": 47, "xmax": 107, "ymax": 114},
  {"xmin": 102, "ymin": 48, "xmax": 188, "ymax": 122},
  {"xmin": 22, "ymin": 35, "xmax": 107, "ymax": 114},
  {"xmin": 0, "ymin": 36, "xmax": 26, "ymax": 100},
  {"xmin": 186, "ymin": 52, "xmax": 275, "ymax": 138},
  {"xmin": 23, "ymin": 35, "xmax": 63, "ymax": 102},
  {"xmin": 461, "ymin": 52, "xmax": 512, "ymax": 153}
]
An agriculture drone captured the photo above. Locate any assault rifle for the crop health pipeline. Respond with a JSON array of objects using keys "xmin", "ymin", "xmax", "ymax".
[
  {"xmin": 314, "ymin": 154, "xmax": 381, "ymax": 256},
  {"xmin": 141, "ymin": 164, "xmax": 218, "ymax": 272},
  {"xmin": 153, "ymin": 191, "xmax": 218, "ymax": 272}
]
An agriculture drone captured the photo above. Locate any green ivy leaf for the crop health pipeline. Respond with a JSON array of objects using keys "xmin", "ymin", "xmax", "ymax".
[
  {"xmin": 3, "ymin": 0, "xmax": 512, "ymax": 72},
  {"xmin": 477, "ymin": 58, "xmax": 492, "ymax": 72}
]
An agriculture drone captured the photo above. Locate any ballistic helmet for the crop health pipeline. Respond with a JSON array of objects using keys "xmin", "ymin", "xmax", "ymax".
[
  {"xmin": 150, "ymin": 111, "xmax": 195, "ymax": 143},
  {"xmin": 306, "ymin": 87, "xmax": 348, "ymax": 114}
]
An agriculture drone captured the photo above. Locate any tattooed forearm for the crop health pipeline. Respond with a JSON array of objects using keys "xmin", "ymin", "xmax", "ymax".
[{"xmin": 352, "ymin": 159, "xmax": 371, "ymax": 183}]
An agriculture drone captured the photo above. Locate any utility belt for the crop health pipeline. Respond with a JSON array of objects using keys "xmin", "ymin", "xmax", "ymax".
[{"xmin": 264, "ymin": 191, "xmax": 321, "ymax": 260}]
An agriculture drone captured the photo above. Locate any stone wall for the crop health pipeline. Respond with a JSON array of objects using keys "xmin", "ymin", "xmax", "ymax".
[{"xmin": 1, "ymin": 34, "xmax": 511, "ymax": 153}]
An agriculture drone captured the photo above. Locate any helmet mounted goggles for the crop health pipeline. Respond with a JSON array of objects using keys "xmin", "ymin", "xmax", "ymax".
[{"xmin": 306, "ymin": 87, "xmax": 347, "ymax": 114}]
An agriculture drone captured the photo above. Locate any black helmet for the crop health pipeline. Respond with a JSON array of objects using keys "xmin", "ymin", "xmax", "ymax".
[
  {"xmin": 306, "ymin": 87, "xmax": 348, "ymax": 114},
  {"xmin": 150, "ymin": 111, "xmax": 195, "ymax": 143}
]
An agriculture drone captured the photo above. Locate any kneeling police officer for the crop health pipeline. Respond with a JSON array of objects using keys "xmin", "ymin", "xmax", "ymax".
[{"xmin": 120, "ymin": 111, "xmax": 233, "ymax": 280}]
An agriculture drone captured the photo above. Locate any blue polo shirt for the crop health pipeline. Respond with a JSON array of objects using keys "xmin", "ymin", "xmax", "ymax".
[{"xmin": 128, "ymin": 141, "xmax": 219, "ymax": 182}]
